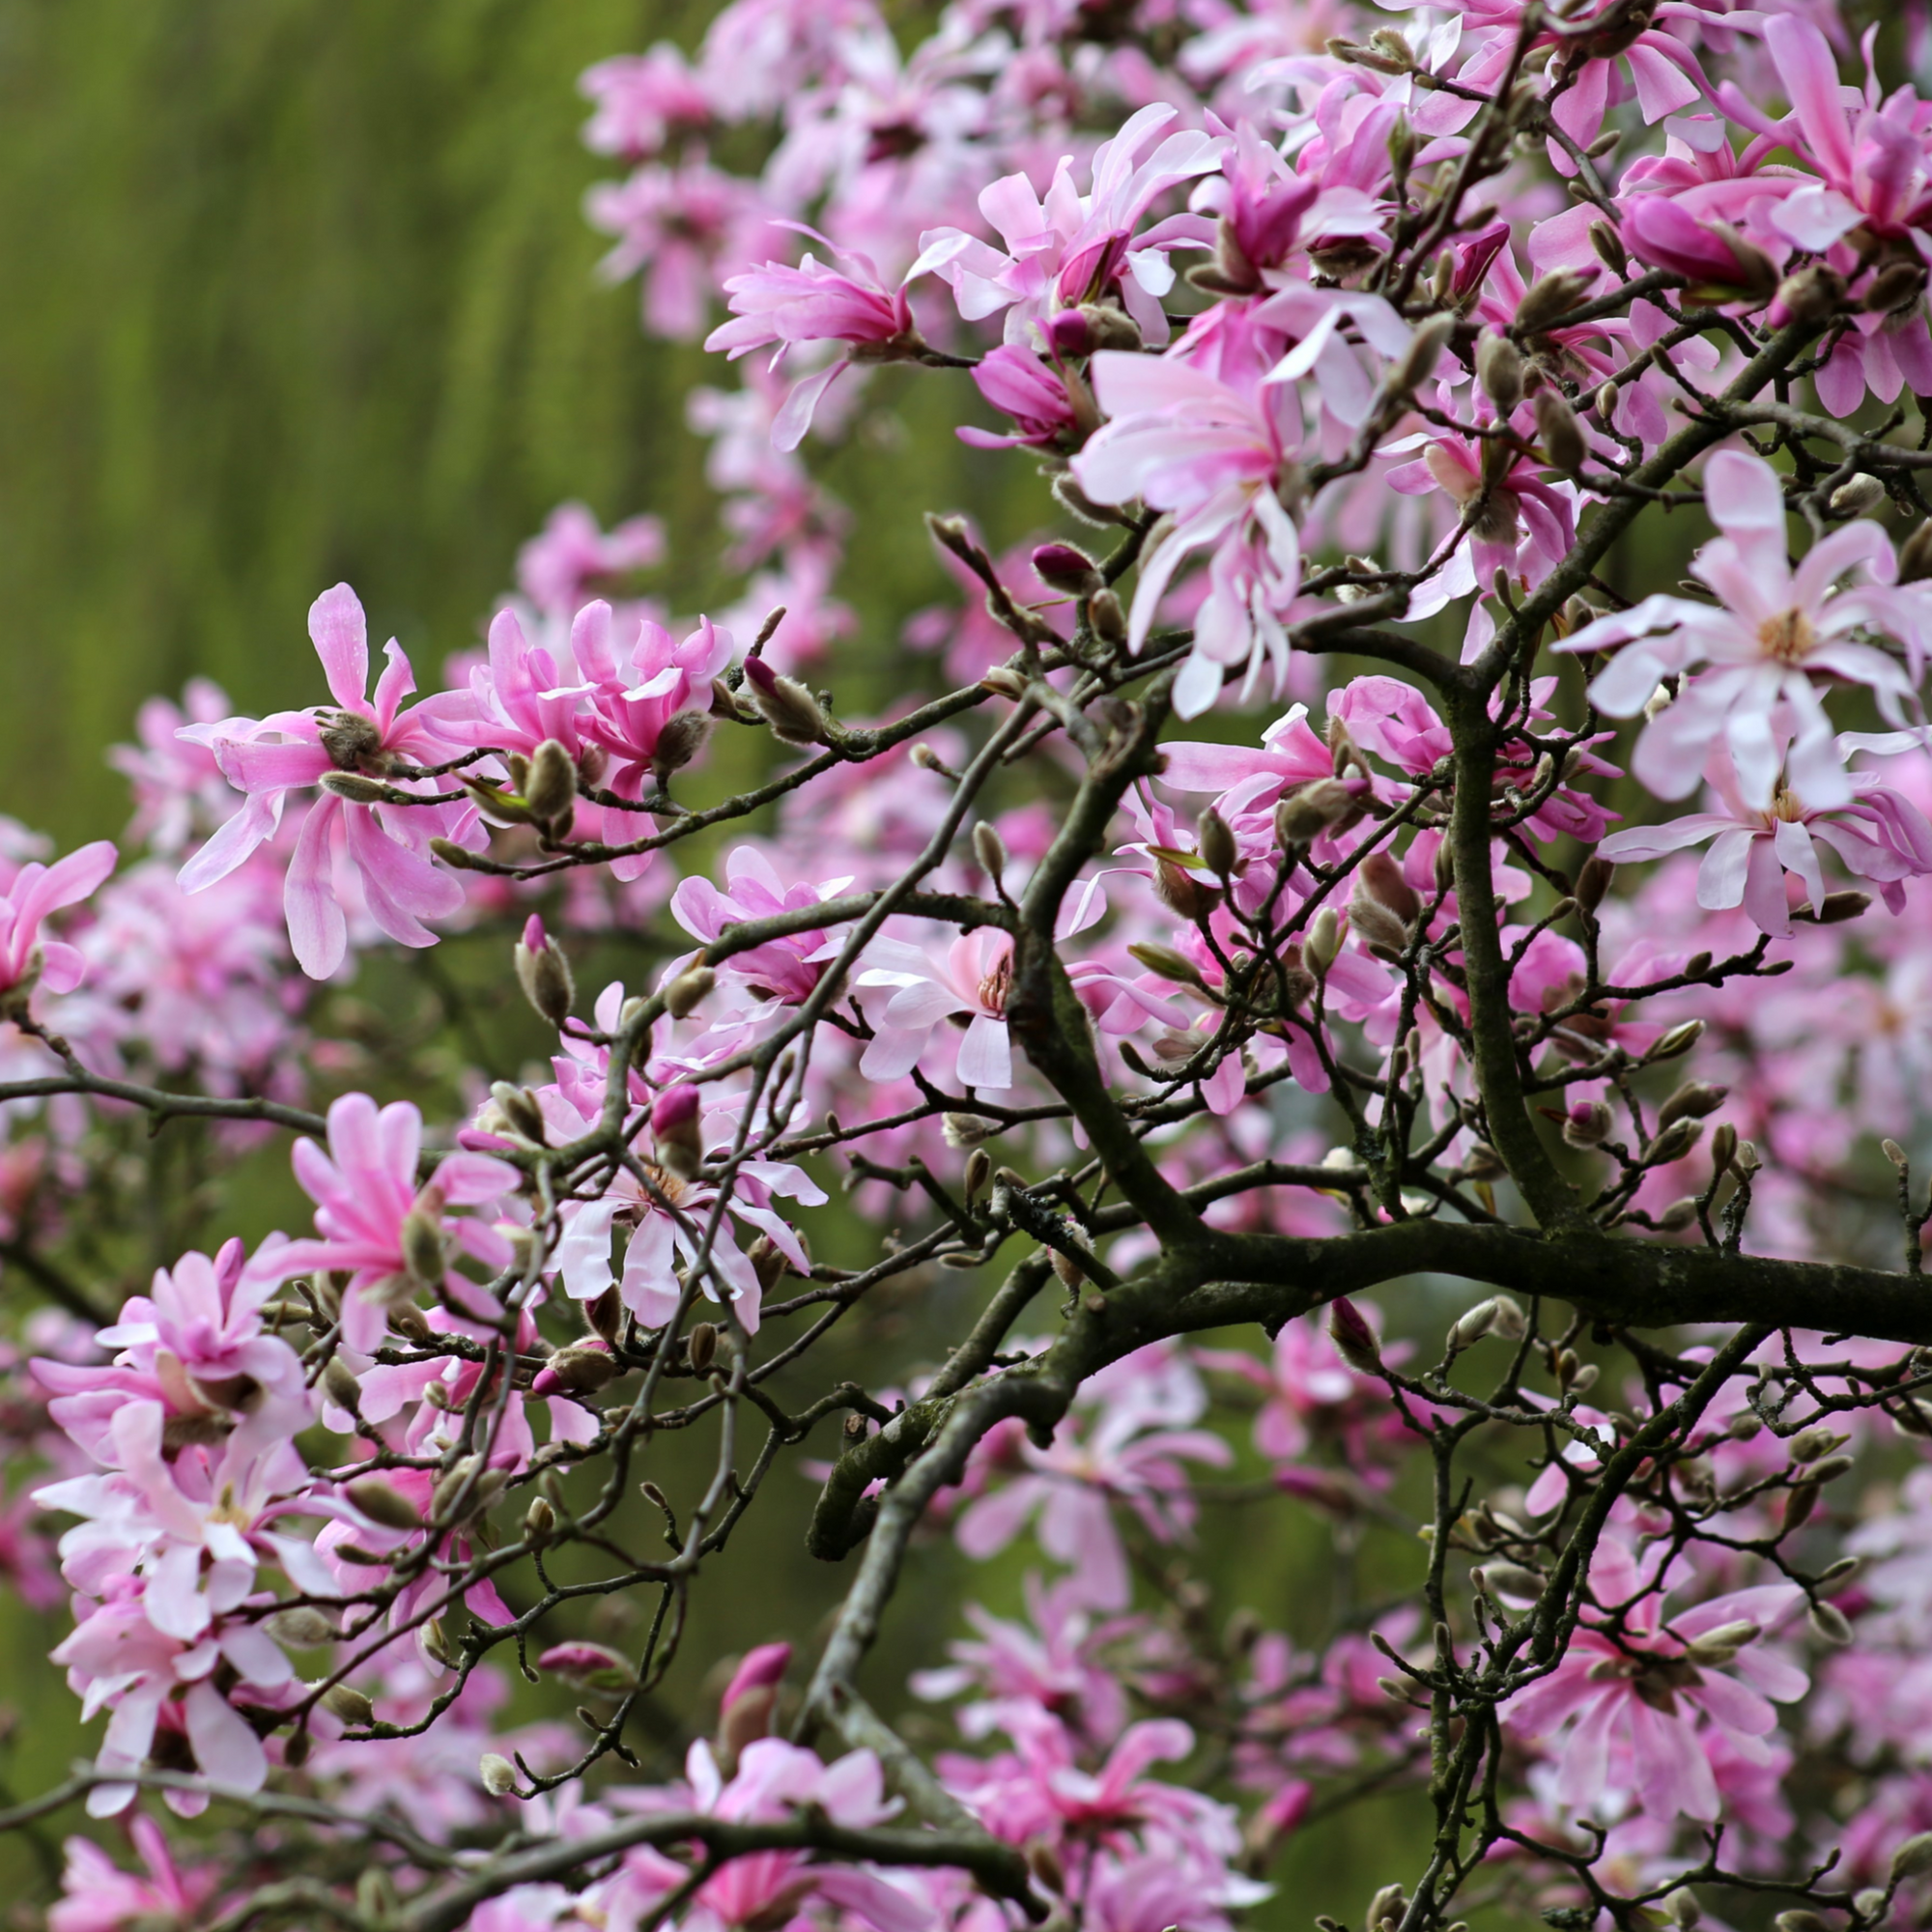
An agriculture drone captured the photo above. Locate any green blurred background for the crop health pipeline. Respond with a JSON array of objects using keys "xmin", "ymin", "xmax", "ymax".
[{"xmin": 0, "ymin": 0, "xmax": 1435, "ymax": 1915}]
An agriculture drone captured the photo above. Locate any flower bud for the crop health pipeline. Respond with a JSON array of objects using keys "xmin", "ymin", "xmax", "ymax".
[
  {"xmin": 1657, "ymin": 1081, "xmax": 1727, "ymax": 1130},
  {"xmin": 1866, "ymin": 257, "xmax": 1928, "ymax": 315},
  {"xmin": 1329, "ymin": 1296, "xmax": 1383, "ymax": 1373},
  {"xmin": 321, "ymin": 1684, "xmax": 375, "ymax": 1727},
  {"xmin": 973, "ymin": 820, "xmax": 1009, "ymax": 880},
  {"xmin": 1563, "ymin": 1099, "xmax": 1613, "ymax": 1148},
  {"xmin": 1783, "ymin": 1478, "xmax": 1820, "ymax": 1530},
  {"xmin": 1392, "ymin": 311, "xmax": 1456, "ymax": 394},
  {"xmin": 1710, "ymin": 1122, "xmax": 1738, "ymax": 1176},
  {"xmin": 1032, "ymin": 542, "xmax": 1104, "ymax": 598},
  {"xmin": 1153, "ymin": 857, "xmax": 1220, "ymax": 922},
  {"xmin": 652, "ymin": 711, "xmax": 712, "ymax": 786},
  {"xmin": 661, "ymin": 964, "xmax": 715, "ymax": 1021},
  {"xmin": 1649, "ymin": 1018, "xmax": 1704, "ymax": 1060},
  {"xmin": 524, "ymin": 738, "xmax": 578, "ymax": 822},
  {"xmin": 1647, "ymin": 1116, "xmax": 1703, "ymax": 1165},
  {"xmin": 514, "ymin": 915, "xmax": 576, "ymax": 1028},
  {"xmin": 1588, "ymin": 220, "xmax": 1629, "ymax": 277},
  {"xmin": 532, "ymin": 1339, "xmax": 618, "ymax": 1397},
  {"xmin": 963, "ymin": 1147, "xmax": 993, "ymax": 1203},
  {"xmin": 1364, "ymin": 1884, "xmax": 1406, "ymax": 1932},
  {"xmin": 1656, "ymin": 1196, "xmax": 1699, "ymax": 1231},
  {"xmin": 1795, "ymin": 888, "xmax": 1872, "ymax": 923},
  {"xmin": 525, "ymin": 1495, "xmax": 556, "ymax": 1543},
  {"xmin": 400, "ymin": 1204, "xmax": 446, "ymax": 1288},
  {"xmin": 1089, "ymin": 587, "xmax": 1128, "ymax": 646},
  {"xmin": 1830, "ymin": 472, "xmax": 1887, "ymax": 518},
  {"xmin": 719, "ymin": 1640, "xmax": 791, "ymax": 1758},
  {"xmin": 489, "ymin": 1081, "xmax": 548, "ymax": 1144},
  {"xmin": 318, "ymin": 771, "xmax": 393, "ymax": 804},
  {"xmin": 1513, "ymin": 268, "xmax": 1593, "ymax": 334},
  {"xmin": 1197, "ymin": 809, "xmax": 1239, "ymax": 880},
  {"xmin": 1127, "ymin": 941, "xmax": 1206, "ymax": 988},
  {"xmin": 1356, "ymin": 850, "xmax": 1420, "ymax": 926},
  {"xmin": 742, "ymin": 656, "xmax": 829, "ymax": 746},
  {"xmin": 480, "ymin": 1752, "xmax": 521, "ymax": 1797},
  {"xmin": 943, "ymin": 1112, "xmax": 998, "ymax": 1148},
  {"xmin": 322, "ymin": 1357, "xmax": 363, "ymax": 1413},
  {"xmin": 1475, "ymin": 329, "xmax": 1524, "ymax": 413},
  {"xmin": 1307, "ymin": 907, "xmax": 1341, "ymax": 972},
  {"xmin": 1447, "ymin": 1297, "xmax": 1500, "ymax": 1351},
  {"xmin": 1774, "ymin": 262, "xmax": 1847, "ymax": 326},
  {"xmin": 1683, "ymin": 1618, "xmax": 1759, "ymax": 1665},
  {"xmin": 346, "ymin": 1477, "xmax": 424, "ymax": 1532},
  {"xmin": 1901, "ymin": 521, "xmax": 1932, "ymax": 583},
  {"xmin": 1535, "ymin": 388, "xmax": 1586, "ymax": 474},
  {"xmin": 1348, "ymin": 895, "xmax": 1409, "ymax": 959},
  {"xmin": 537, "ymin": 1641, "xmax": 638, "ymax": 1691},
  {"xmin": 1774, "ymin": 1914, "xmax": 1831, "ymax": 1932},
  {"xmin": 1808, "ymin": 1599, "xmax": 1854, "ymax": 1645},
  {"xmin": 1892, "ymin": 1831, "xmax": 1932, "ymax": 1880},
  {"xmin": 267, "ymin": 1606, "xmax": 338, "ymax": 1647},
  {"xmin": 1274, "ymin": 778, "xmax": 1361, "ymax": 847},
  {"xmin": 687, "ymin": 1321, "xmax": 719, "ymax": 1374},
  {"xmin": 650, "ymin": 1084, "xmax": 705, "ymax": 1180},
  {"xmin": 1885, "ymin": 1137, "xmax": 1911, "ymax": 1169}
]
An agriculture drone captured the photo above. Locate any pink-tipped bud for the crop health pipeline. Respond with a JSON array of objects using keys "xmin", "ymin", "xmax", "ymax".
[
  {"xmin": 651, "ymin": 1085, "xmax": 704, "ymax": 1180},
  {"xmin": 1032, "ymin": 543, "xmax": 1103, "ymax": 599},
  {"xmin": 537, "ymin": 1641, "xmax": 638, "ymax": 1692},
  {"xmin": 515, "ymin": 916, "xmax": 576, "ymax": 1027},
  {"xmin": 532, "ymin": 1339, "xmax": 618, "ymax": 1397},
  {"xmin": 719, "ymin": 1640, "xmax": 791, "ymax": 1757},
  {"xmin": 1329, "ymin": 1296, "xmax": 1382, "ymax": 1374},
  {"xmin": 742, "ymin": 655, "xmax": 828, "ymax": 746}
]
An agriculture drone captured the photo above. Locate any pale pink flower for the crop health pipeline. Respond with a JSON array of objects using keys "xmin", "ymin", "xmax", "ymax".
[
  {"xmin": 516, "ymin": 502, "xmax": 665, "ymax": 616},
  {"xmin": 182, "ymin": 584, "xmax": 469, "ymax": 979},
  {"xmin": 580, "ymin": 45, "xmax": 712, "ymax": 159},
  {"xmin": 49, "ymin": 1814, "xmax": 220, "ymax": 1932},
  {"xmin": 1559, "ymin": 450, "xmax": 1918, "ymax": 808},
  {"xmin": 247, "ymin": 1094, "xmax": 519, "ymax": 1352},
  {"xmin": 857, "ymin": 929, "xmax": 1023, "ymax": 1090},
  {"xmin": 0, "ymin": 838, "xmax": 118, "ymax": 1008}
]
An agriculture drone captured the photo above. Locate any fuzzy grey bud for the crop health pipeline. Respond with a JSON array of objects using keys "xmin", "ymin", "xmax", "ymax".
[
  {"xmin": 1535, "ymin": 388, "xmax": 1587, "ymax": 474},
  {"xmin": 480, "ymin": 1752, "xmax": 521, "ymax": 1797},
  {"xmin": 524, "ymin": 739, "xmax": 577, "ymax": 822},
  {"xmin": 1475, "ymin": 329, "xmax": 1524, "ymax": 413},
  {"xmin": 1831, "ymin": 472, "xmax": 1887, "ymax": 518},
  {"xmin": 664, "ymin": 965, "xmax": 716, "ymax": 1020},
  {"xmin": 346, "ymin": 1477, "xmax": 424, "ymax": 1532},
  {"xmin": 1513, "ymin": 268, "xmax": 1594, "ymax": 334},
  {"xmin": 651, "ymin": 711, "xmax": 712, "ymax": 785}
]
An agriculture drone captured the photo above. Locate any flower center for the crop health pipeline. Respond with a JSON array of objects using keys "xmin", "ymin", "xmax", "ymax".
[
  {"xmin": 1756, "ymin": 609, "xmax": 1815, "ymax": 664},
  {"xmin": 978, "ymin": 953, "xmax": 1013, "ymax": 1016},
  {"xmin": 1770, "ymin": 784, "xmax": 1805, "ymax": 822}
]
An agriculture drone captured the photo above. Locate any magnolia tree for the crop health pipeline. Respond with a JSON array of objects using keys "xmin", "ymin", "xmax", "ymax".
[{"xmin": 22, "ymin": 0, "xmax": 1932, "ymax": 1927}]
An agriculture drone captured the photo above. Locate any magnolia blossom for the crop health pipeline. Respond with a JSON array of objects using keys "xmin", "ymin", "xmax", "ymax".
[
  {"xmin": 1560, "ymin": 450, "xmax": 1919, "ymax": 807},
  {"xmin": 1601, "ymin": 735, "xmax": 1932, "ymax": 933},
  {"xmin": 0, "ymin": 838, "xmax": 117, "ymax": 1009},
  {"xmin": 246, "ymin": 1094, "xmax": 518, "ymax": 1351},
  {"xmin": 182, "ymin": 584, "xmax": 470, "ymax": 978}
]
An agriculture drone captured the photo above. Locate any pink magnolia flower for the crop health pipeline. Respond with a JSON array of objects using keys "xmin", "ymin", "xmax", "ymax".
[
  {"xmin": 706, "ymin": 233, "xmax": 921, "ymax": 450},
  {"xmin": 961, "ymin": 344, "xmax": 1086, "ymax": 450},
  {"xmin": 51, "ymin": 1575, "xmax": 292, "ymax": 1815},
  {"xmin": 1601, "ymin": 731, "xmax": 1932, "ymax": 933},
  {"xmin": 580, "ymin": 45, "xmax": 712, "ymax": 159},
  {"xmin": 858, "ymin": 929, "xmax": 1022, "ymax": 1090},
  {"xmin": 670, "ymin": 845, "xmax": 855, "ymax": 1007},
  {"xmin": 1071, "ymin": 347, "xmax": 1309, "ymax": 716},
  {"xmin": 49, "ymin": 1814, "xmax": 221, "ymax": 1932},
  {"xmin": 516, "ymin": 502, "xmax": 665, "ymax": 616},
  {"xmin": 181, "ymin": 584, "xmax": 469, "ymax": 979},
  {"xmin": 1559, "ymin": 450, "xmax": 1918, "ymax": 807},
  {"xmin": 1504, "ymin": 1533, "xmax": 1806, "ymax": 1824},
  {"xmin": 910, "ymin": 104, "xmax": 1225, "ymax": 345},
  {"xmin": 0, "ymin": 838, "xmax": 118, "ymax": 1010},
  {"xmin": 587, "ymin": 160, "xmax": 773, "ymax": 341},
  {"xmin": 247, "ymin": 1094, "xmax": 519, "ymax": 1352},
  {"xmin": 593, "ymin": 1739, "xmax": 928, "ymax": 1932}
]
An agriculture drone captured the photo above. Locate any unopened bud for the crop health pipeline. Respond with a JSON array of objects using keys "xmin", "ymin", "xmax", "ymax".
[
  {"xmin": 1588, "ymin": 221, "xmax": 1629, "ymax": 277},
  {"xmin": 1307, "ymin": 907, "xmax": 1341, "ymax": 971},
  {"xmin": 964, "ymin": 1147, "xmax": 992, "ymax": 1202},
  {"xmin": 1658, "ymin": 1081, "xmax": 1727, "ymax": 1130},
  {"xmin": 1808, "ymin": 1599, "xmax": 1854, "ymax": 1645},
  {"xmin": 1535, "ymin": 388, "xmax": 1586, "ymax": 474},
  {"xmin": 1089, "ymin": 588, "xmax": 1128, "ymax": 646},
  {"xmin": 267, "ymin": 1606, "xmax": 338, "ymax": 1647},
  {"xmin": 480, "ymin": 1752, "xmax": 520, "ymax": 1797},
  {"xmin": 663, "ymin": 965, "xmax": 716, "ymax": 1021},
  {"xmin": 1393, "ymin": 311, "xmax": 1456, "ymax": 394},
  {"xmin": 1128, "ymin": 941, "xmax": 1206, "ymax": 988},
  {"xmin": 1795, "ymin": 888, "xmax": 1872, "ymax": 923},
  {"xmin": 525, "ymin": 1496, "xmax": 556, "ymax": 1542},
  {"xmin": 322, "ymin": 1684, "xmax": 375, "ymax": 1727},
  {"xmin": 650, "ymin": 1084, "xmax": 705, "ymax": 1180},
  {"xmin": 514, "ymin": 916, "xmax": 576, "ymax": 1027},
  {"xmin": 741, "ymin": 656, "xmax": 828, "ymax": 746},
  {"xmin": 1891, "ymin": 1831, "xmax": 1932, "ymax": 1880},
  {"xmin": 532, "ymin": 1340, "xmax": 618, "ymax": 1397},
  {"xmin": 1563, "ymin": 1099, "xmax": 1613, "ymax": 1148},
  {"xmin": 489, "ymin": 1081, "xmax": 547, "ymax": 1145},
  {"xmin": 1031, "ymin": 542, "xmax": 1103, "ymax": 598},
  {"xmin": 400, "ymin": 1205, "xmax": 445, "ymax": 1288},
  {"xmin": 943, "ymin": 1112, "xmax": 998, "ymax": 1148},
  {"xmin": 1329, "ymin": 1296, "xmax": 1383, "ymax": 1373},
  {"xmin": 1783, "ymin": 1479, "xmax": 1820, "ymax": 1530},
  {"xmin": 318, "ymin": 771, "xmax": 393, "ymax": 804},
  {"xmin": 1774, "ymin": 1913, "xmax": 1832, "ymax": 1932},
  {"xmin": 973, "ymin": 820, "xmax": 1009, "ymax": 880},
  {"xmin": 322, "ymin": 1357, "xmax": 363, "ymax": 1413},
  {"xmin": 1513, "ymin": 268, "xmax": 1593, "ymax": 334},
  {"xmin": 1683, "ymin": 1618, "xmax": 1759, "ymax": 1665},
  {"xmin": 1274, "ymin": 778, "xmax": 1360, "ymax": 847},
  {"xmin": 1647, "ymin": 1116, "xmax": 1703, "ymax": 1165},
  {"xmin": 1710, "ymin": 1121, "xmax": 1738, "ymax": 1177},
  {"xmin": 652, "ymin": 710, "xmax": 712, "ymax": 785},
  {"xmin": 1831, "ymin": 473, "xmax": 1887, "ymax": 518},
  {"xmin": 1866, "ymin": 257, "xmax": 1929, "ymax": 315},
  {"xmin": 1656, "ymin": 1197, "xmax": 1700, "ymax": 1231},
  {"xmin": 1197, "ymin": 809, "xmax": 1239, "ymax": 880},
  {"xmin": 346, "ymin": 1477, "xmax": 424, "ymax": 1532},
  {"xmin": 1650, "ymin": 1019, "xmax": 1705, "ymax": 1060},
  {"xmin": 1901, "ymin": 521, "xmax": 1932, "ymax": 583},
  {"xmin": 1448, "ymin": 1296, "xmax": 1500, "ymax": 1351},
  {"xmin": 524, "ymin": 739, "xmax": 578, "ymax": 822},
  {"xmin": 687, "ymin": 1321, "xmax": 719, "ymax": 1374},
  {"xmin": 1475, "ymin": 329, "xmax": 1524, "ymax": 413},
  {"xmin": 1153, "ymin": 857, "xmax": 1220, "ymax": 922}
]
